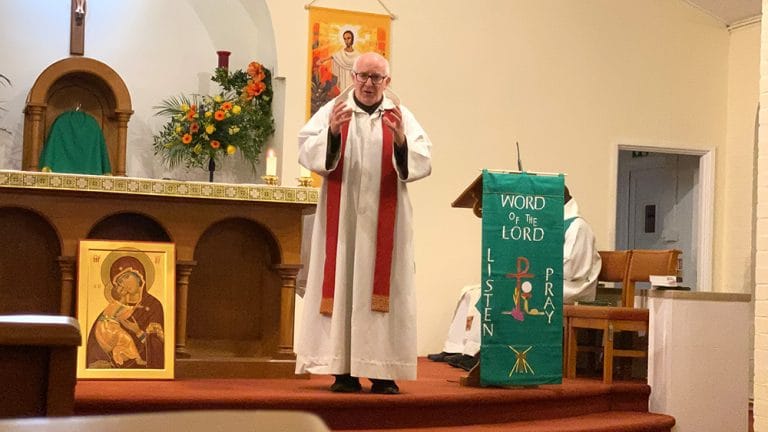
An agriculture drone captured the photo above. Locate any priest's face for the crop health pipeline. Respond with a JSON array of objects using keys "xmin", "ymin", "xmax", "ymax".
[{"xmin": 352, "ymin": 53, "xmax": 391, "ymax": 106}]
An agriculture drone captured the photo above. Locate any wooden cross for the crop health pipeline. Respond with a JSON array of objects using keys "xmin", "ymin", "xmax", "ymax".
[{"xmin": 70, "ymin": 0, "xmax": 86, "ymax": 55}]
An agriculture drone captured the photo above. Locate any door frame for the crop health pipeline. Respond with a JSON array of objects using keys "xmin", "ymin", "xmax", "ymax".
[{"xmin": 611, "ymin": 144, "xmax": 714, "ymax": 292}]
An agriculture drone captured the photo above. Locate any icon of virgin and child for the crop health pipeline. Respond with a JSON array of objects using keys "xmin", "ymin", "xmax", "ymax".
[{"xmin": 86, "ymin": 254, "xmax": 165, "ymax": 369}]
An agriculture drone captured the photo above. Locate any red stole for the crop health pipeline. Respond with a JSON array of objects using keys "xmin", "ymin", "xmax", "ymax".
[{"xmin": 320, "ymin": 113, "xmax": 399, "ymax": 316}]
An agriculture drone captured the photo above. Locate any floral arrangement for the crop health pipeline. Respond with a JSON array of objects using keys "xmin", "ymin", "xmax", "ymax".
[{"xmin": 152, "ymin": 61, "xmax": 275, "ymax": 172}]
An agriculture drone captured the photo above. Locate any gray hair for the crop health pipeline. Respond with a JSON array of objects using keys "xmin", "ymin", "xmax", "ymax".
[{"xmin": 352, "ymin": 52, "xmax": 390, "ymax": 76}]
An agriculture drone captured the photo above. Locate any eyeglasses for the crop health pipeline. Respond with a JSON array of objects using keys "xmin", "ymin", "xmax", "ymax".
[{"xmin": 352, "ymin": 72, "xmax": 387, "ymax": 85}]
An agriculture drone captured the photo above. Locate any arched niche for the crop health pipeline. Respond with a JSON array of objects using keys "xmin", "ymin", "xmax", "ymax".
[
  {"xmin": 187, "ymin": 218, "xmax": 282, "ymax": 358},
  {"xmin": 0, "ymin": 207, "xmax": 62, "ymax": 315},
  {"xmin": 87, "ymin": 213, "xmax": 172, "ymax": 243},
  {"xmin": 22, "ymin": 57, "xmax": 134, "ymax": 176}
]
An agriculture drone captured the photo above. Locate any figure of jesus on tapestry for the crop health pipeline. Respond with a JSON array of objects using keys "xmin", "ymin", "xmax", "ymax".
[{"xmin": 306, "ymin": 6, "xmax": 391, "ymax": 116}]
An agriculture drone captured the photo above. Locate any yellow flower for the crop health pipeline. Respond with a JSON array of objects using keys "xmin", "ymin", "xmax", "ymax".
[
  {"xmin": 181, "ymin": 103, "xmax": 190, "ymax": 112},
  {"xmin": 227, "ymin": 145, "xmax": 236, "ymax": 155},
  {"xmin": 175, "ymin": 126, "xmax": 182, "ymax": 133},
  {"xmin": 205, "ymin": 111, "xmax": 212, "ymax": 118},
  {"xmin": 214, "ymin": 95, "xmax": 222, "ymax": 103},
  {"xmin": 206, "ymin": 125, "xmax": 215, "ymax": 134},
  {"xmin": 232, "ymin": 105, "xmax": 241, "ymax": 114}
]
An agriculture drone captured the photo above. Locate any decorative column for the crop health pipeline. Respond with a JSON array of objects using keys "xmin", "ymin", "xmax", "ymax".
[
  {"xmin": 24, "ymin": 105, "xmax": 45, "ymax": 171},
  {"xmin": 114, "ymin": 111, "xmax": 132, "ymax": 176},
  {"xmin": 57, "ymin": 256, "xmax": 77, "ymax": 316},
  {"xmin": 272, "ymin": 264, "xmax": 302, "ymax": 359},
  {"xmin": 175, "ymin": 260, "xmax": 197, "ymax": 359}
]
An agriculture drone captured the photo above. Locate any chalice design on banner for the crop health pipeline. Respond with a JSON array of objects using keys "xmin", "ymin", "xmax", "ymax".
[{"xmin": 502, "ymin": 256, "xmax": 544, "ymax": 322}]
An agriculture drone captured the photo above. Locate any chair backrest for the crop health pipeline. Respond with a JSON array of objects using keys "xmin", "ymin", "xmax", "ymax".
[
  {"xmin": 595, "ymin": 250, "xmax": 632, "ymax": 306},
  {"xmin": 0, "ymin": 410, "xmax": 331, "ymax": 432},
  {"xmin": 0, "ymin": 315, "xmax": 81, "ymax": 418},
  {"xmin": 597, "ymin": 250, "xmax": 632, "ymax": 284},
  {"xmin": 623, "ymin": 249, "xmax": 681, "ymax": 307}
]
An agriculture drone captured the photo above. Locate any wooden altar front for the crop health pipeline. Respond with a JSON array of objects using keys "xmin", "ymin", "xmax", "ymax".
[{"xmin": 0, "ymin": 170, "xmax": 317, "ymax": 378}]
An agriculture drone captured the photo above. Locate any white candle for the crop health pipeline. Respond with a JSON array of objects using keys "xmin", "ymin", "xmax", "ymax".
[
  {"xmin": 266, "ymin": 150, "xmax": 277, "ymax": 176},
  {"xmin": 300, "ymin": 165, "xmax": 311, "ymax": 178}
]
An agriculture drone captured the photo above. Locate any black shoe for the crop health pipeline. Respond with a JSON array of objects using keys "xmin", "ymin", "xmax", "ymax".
[
  {"xmin": 456, "ymin": 354, "xmax": 479, "ymax": 371},
  {"xmin": 370, "ymin": 379, "xmax": 399, "ymax": 394},
  {"xmin": 448, "ymin": 354, "xmax": 477, "ymax": 370},
  {"xmin": 427, "ymin": 351, "xmax": 460, "ymax": 362},
  {"xmin": 330, "ymin": 374, "xmax": 361, "ymax": 393},
  {"xmin": 443, "ymin": 353, "xmax": 464, "ymax": 365}
]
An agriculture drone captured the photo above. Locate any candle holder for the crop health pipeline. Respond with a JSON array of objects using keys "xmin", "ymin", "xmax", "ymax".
[
  {"xmin": 297, "ymin": 176, "xmax": 313, "ymax": 187},
  {"xmin": 261, "ymin": 175, "xmax": 279, "ymax": 186},
  {"xmin": 216, "ymin": 50, "xmax": 231, "ymax": 70}
]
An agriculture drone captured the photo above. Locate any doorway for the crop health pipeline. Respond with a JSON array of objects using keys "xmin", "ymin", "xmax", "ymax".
[{"xmin": 615, "ymin": 148, "xmax": 713, "ymax": 290}]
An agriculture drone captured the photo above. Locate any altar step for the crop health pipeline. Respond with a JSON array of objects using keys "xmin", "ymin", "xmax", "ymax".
[
  {"xmin": 74, "ymin": 358, "xmax": 674, "ymax": 431},
  {"xmin": 341, "ymin": 411, "xmax": 674, "ymax": 432}
]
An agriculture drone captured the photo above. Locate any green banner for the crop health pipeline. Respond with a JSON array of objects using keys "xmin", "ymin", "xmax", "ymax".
[{"xmin": 479, "ymin": 170, "xmax": 564, "ymax": 386}]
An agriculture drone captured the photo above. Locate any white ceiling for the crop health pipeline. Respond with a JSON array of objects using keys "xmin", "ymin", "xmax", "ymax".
[{"xmin": 684, "ymin": 0, "xmax": 761, "ymax": 25}]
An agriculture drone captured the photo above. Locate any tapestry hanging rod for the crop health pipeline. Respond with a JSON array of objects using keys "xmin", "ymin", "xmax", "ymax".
[{"xmin": 304, "ymin": 0, "xmax": 397, "ymax": 19}]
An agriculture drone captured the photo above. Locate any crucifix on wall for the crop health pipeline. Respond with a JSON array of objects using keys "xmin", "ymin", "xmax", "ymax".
[{"xmin": 70, "ymin": 0, "xmax": 86, "ymax": 55}]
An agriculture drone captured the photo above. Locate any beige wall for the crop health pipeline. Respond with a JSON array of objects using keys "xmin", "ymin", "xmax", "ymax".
[
  {"xmin": 267, "ymin": 0, "xmax": 745, "ymax": 354},
  {"xmin": 721, "ymin": 22, "xmax": 760, "ymax": 296}
]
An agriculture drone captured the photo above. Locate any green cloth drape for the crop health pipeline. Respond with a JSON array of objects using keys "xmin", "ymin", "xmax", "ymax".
[{"xmin": 39, "ymin": 111, "xmax": 111, "ymax": 175}]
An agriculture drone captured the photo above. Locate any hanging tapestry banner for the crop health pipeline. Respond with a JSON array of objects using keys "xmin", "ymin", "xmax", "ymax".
[
  {"xmin": 479, "ymin": 170, "xmax": 564, "ymax": 386},
  {"xmin": 306, "ymin": 7, "xmax": 391, "ymax": 118}
]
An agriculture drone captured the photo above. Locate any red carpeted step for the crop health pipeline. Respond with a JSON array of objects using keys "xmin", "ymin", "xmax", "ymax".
[
  {"xmin": 338, "ymin": 411, "xmax": 675, "ymax": 432},
  {"xmin": 75, "ymin": 358, "xmax": 665, "ymax": 430}
]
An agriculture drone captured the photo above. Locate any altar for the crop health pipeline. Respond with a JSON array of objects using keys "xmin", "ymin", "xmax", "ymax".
[{"xmin": 0, "ymin": 170, "xmax": 318, "ymax": 378}]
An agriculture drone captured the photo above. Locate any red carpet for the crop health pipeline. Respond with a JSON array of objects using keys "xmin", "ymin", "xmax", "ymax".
[{"xmin": 74, "ymin": 358, "xmax": 674, "ymax": 431}]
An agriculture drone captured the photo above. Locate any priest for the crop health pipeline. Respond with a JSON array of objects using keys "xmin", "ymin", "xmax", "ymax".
[{"xmin": 295, "ymin": 52, "xmax": 432, "ymax": 394}]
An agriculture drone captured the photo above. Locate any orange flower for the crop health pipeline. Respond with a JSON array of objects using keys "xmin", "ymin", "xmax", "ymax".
[
  {"xmin": 214, "ymin": 110, "xmax": 226, "ymax": 121},
  {"xmin": 190, "ymin": 123, "xmax": 200, "ymax": 133},
  {"xmin": 210, "ymin": 140, "xmax": 221, "ymax": 149},
  {"xmin": 182, "ymin": 133, "xmax": 192, "ymax": 144},
  {"xmin": 185, "ymin": 104, "xmax": 197, "ymax": 120},
  {"xmin": 247, "ymin": 62, "xmax": 266, "ymax": 82},
  {"xmin": 246, "ymin": 80, "xmax": 266, "ymax": 98},
  {"xmin": 221, "ymin": 101, "xmax": 233, "ymax": 111}
]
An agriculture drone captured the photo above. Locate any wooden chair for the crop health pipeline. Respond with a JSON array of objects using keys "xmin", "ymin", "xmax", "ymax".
[
  {"xmin": 565, "ymin": 250, "xmax": 638, "ymax": 383},
  {"xmin": 564, "ymin": 249, "xmax": 681, "ymax": 383},
  {"xmin": 563, "ymin": 250, "xmax": 631, "ymax": 375},
  {"xmin": 0, "ymin": 315, "xmax": 81, "ymax": 418}
]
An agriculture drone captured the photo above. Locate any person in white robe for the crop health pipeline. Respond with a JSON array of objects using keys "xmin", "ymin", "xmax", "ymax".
[
  {"xmin": 562, "ymin": 186, "xmax": 602, "ymax": 304},
  {"xmin": 295, "ymin": 52, "xmax": 432, "ymax": 394}
]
